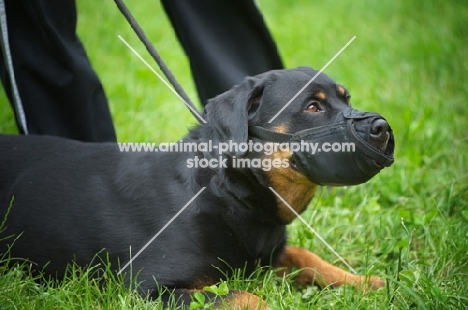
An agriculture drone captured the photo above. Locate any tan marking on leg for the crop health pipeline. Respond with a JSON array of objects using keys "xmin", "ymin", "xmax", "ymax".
[
  {"xmin": 216, "ymin": 290, "xmax": 267, "ymax": 310},
  {"xmin": 275, "ymin": 246, "xmax": 385, "ymax": 290}
]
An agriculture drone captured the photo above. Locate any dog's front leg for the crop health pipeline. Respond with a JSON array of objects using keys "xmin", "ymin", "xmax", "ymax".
[{"xmin": 275, "ymin": 245, "xmax": 384, "ymax": 290}]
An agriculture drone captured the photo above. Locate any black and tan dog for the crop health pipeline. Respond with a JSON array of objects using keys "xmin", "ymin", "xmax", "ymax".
[{"xmin": 0, "ymin": 67, "xmax": 393, "ymax": 309}]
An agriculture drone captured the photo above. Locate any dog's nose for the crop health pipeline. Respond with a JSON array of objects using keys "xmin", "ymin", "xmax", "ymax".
[
  {"xmin": 370, "ymin": 118, "xmax": 389, "ymax": 141},
  {"xmin": 370, "ymin": 118, "xmax": 390, "ymax": 151}
]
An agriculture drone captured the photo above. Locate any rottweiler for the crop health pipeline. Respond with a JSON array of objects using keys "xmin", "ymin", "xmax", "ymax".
[{"xmin": 0, "ymin": 67, "xmax": 394, "ymax": 309}]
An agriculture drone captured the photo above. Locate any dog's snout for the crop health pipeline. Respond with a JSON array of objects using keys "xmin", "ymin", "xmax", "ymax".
[{"xmin": 370, "ymin": 118, "xmax": 389, "ymax": 142}]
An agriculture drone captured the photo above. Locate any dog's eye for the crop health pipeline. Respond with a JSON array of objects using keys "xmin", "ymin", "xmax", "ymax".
[{"xmin": 305, "ymin": 103, "xmax": 320, "ymax": 113}]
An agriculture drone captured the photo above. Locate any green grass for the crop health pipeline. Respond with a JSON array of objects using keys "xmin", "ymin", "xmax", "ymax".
[{"xmin": 1, "ymin": 0, "xmax": 467, "ymax": 309}]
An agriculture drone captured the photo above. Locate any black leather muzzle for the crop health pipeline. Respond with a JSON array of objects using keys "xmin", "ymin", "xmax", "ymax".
[{"xmin": 249, "ymin": 108, "xmax": 395, "ymax": 186}]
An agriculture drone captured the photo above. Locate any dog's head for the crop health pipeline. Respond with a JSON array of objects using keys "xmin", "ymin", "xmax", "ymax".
[
  {"xmin": 203, "ymin": 67, "xmax": 394, "ymax": 219},
  {"xmin": 205, "ymin": 67, "xmax": 393, "ymax": 167}
]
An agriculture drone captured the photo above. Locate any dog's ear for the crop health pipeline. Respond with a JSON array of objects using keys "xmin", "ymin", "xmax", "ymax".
[{"xmin": 203, "ymin": 74, "xmax": 267, "ymax": 146}]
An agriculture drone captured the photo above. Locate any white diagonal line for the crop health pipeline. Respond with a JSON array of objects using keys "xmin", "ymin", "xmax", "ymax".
[
  {"xmin": 269, "ymin": 187, "xmax": 357, "ymax": 274},
  {"xmin": 118, "ymin": 187, "xmax": 206, "ymax": 275},
  {"xmin": 118, "ymin": 35, "xmax": 207, "ymax": 124},
  {"xmin": 268, "ymin": 36, "xmax": 356, "ymax": 123}
]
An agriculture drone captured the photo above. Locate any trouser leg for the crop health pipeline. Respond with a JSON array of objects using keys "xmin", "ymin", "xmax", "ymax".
[
  {"xmin": 161, "ymin": 0, "xmax": 283, "ymax": 106},
  {"xmin": 0, "ymin": 0, "xmax": 116, "ymax": 142}
]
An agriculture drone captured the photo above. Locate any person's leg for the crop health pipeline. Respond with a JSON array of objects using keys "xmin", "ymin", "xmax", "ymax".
[
  {"xmin": 0, "ymin": 0, "xmax": 116, "ymax": 142},
  {"xmin": 161, "ymin": 0, "xmax": 283, "ymax": 106}
]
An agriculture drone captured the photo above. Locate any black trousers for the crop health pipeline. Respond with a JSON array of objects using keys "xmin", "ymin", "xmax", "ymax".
[
  {"xmin": 0, "ymin": 0, "xmax": 283, "ymax": 141},
  {"xmin": 0, "ymin": 0, "xmax": 116, "ymax": 142},
  {"xmin": 161, "ymin": 0, "xmax": 283, "ymax": 105}
]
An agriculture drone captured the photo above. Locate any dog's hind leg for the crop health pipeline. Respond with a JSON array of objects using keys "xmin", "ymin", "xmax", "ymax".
[
  {"xmin": 155, "ymin": 288, "xmax": 267, "ymax": 309},
  {"xmin": 215, "ymin": 290, "xmax": 267, "ymax": 310},
  {"xmin": 275, "ymin": 245, "xmax": 384, "ymax": 291}
]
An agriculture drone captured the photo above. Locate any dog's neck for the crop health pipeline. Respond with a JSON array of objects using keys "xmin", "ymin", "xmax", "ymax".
[
  {"xmin": 187, "ymin": 126, "xmax": 317, "ymax": 225},
  {"xmin": 247, "ymin": 144, "xmax": 317, "ymax": 224}
]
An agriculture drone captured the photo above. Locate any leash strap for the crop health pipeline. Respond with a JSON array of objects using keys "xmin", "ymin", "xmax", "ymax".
[
  {"xmin": 114, "ymin": 0, "xmax": 202, "ymax": 123},
  {"xmin": 0, "ymin": 0, "xmax": 28, "ymax": 134}
]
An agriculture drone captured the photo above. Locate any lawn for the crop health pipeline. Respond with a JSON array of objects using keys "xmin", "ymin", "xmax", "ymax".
[{"xmin": 0, "ymin": 0, "xmax": 467, "ymax": 309}]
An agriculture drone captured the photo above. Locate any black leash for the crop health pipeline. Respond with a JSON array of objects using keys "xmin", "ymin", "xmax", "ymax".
[{"xmin": 114, "ymin": 0, "xmax": 204, "ymax": 123}]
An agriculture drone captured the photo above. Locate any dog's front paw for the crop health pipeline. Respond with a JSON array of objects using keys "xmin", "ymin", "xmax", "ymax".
[
  {"xmin": 353, "ymin": 275, "xmax": 385, "ymax": 292},
  {"xmin": 368, "ymin": 275, "xmax": 385, "ymax": 290}
]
